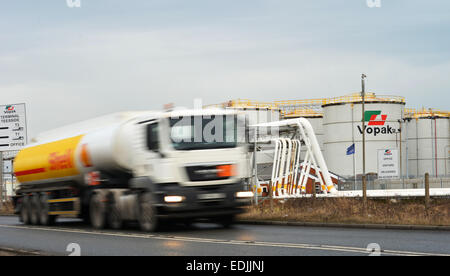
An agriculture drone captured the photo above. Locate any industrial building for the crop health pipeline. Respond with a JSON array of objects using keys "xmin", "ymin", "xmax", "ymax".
[
  {"xmin": 205, "ymin": 93, "xmax": 450, "ymax": 181},
  {"xmin": 405, "ymin": 108, "xmax": 450, "ymax": 178},
  {"xmin": 1, "ymin": 94, "xmax": 449, "ymax": 200}
]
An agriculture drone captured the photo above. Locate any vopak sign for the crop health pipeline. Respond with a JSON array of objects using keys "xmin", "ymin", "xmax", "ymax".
[
  {"xmin": 357, "ymin": 110, "xmax": 398, "ymax": 136},
  {"xmin": 4, "ymin": 105, "xmax": 16, "ymax": 114}
]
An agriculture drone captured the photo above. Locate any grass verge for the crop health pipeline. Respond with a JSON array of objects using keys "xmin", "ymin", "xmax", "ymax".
[{"xmin": 238, "ymin": 197, "xmax": 450, "ymax": 226}]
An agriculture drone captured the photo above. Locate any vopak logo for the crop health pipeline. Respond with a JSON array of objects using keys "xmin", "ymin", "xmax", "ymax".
[
  {"xmin": 4, "ymin": 105, "xmax": 16, "ymax": 114},
  {"xmin": 358, "ymin": 110, "xmax": 397, "ymax": 136},
  {"xmin": 384, "ymin": 149, "xmax": 392, "ymax": 155},
  {"xmin": 365, "ymin": 110, "xmax": 387, "ymax": 125}
]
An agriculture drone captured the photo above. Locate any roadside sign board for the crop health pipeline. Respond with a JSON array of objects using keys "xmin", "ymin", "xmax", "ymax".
[
  {"xmin": 0, "ymin": 103, "xmax": 27, "ymax": 151},
  {"xmin": 377, "ymin": 148, "xmax": 399, "ymax": 179}
]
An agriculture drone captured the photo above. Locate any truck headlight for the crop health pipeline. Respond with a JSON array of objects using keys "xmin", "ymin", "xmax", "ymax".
[
  {"xmin": 235, "ymin": 191, "xmax": 254, "ymax": 198},
  {"xmin": 164, "ymin": 196, "xmax": 185, "ymax": 203}
]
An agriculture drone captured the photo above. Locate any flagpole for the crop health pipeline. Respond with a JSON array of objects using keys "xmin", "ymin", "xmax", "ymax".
[{"xmin": 351, "ymin": 104, "xmax": 356, "ymax": 190}]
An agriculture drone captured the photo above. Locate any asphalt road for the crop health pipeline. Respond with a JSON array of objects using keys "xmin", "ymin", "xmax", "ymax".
[{"xmin": 0, "ymin": 216, "xmax": 449, "ymax": 256}]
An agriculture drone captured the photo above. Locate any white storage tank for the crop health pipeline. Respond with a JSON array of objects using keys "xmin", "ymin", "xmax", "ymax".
[
  {"xmin": 203, "ymin": 99, "xmax": 281, "ymax": 137},
  {"xmin": 204, "ymin": 100, "xmax": 280, "ymax": 122},
  {"xmin": 322, "ymin": 93, "xmax": 407, "ymax": 178},
  {"xmin": 203, "ymin": 100, "xmax": 281, "ymax": 164},
  {"xmin": 233, "ymin": 107, "xmax": 281, "ymax": 128},
  {"xmin": 406, "ymin": 109, "xmax": 450, "ymax": 177}
]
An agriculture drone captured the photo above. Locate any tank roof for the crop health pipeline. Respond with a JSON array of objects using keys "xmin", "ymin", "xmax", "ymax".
[
  {"xmin": 204, "ymin": 99, "xmax": 280, "ymax": 111},
  {"xmin": 321, "ymin": 93, "xmax": 405, "ymax": 107},
  {"xmin": 205, "ymin": 94, "xmax": 448, "ymax": 121},
  {"xmin": 405, "ymin": 108, "xmax": 450, "ymax": 119},
  {"xmin": 281, "ymin": 109, "xmax": 323, "ymax": 118}
]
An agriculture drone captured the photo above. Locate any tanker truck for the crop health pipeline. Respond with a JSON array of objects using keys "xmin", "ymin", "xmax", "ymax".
[{"xmin": 12, "ymin": 109, "xmax": 253, "ymax": 231}]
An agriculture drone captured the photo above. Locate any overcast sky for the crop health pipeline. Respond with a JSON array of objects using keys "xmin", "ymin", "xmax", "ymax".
[{"xmin": 1, "ymin": 0, "xmax": 449, "ymax": 138}]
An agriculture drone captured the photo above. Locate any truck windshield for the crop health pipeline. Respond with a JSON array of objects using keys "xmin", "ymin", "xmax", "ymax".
[{"xmin": 170, "ymin": 115, "xmax": 238, "ymax": 150}]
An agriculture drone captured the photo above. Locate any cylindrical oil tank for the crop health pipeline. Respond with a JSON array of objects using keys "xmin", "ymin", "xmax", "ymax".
[
  {"xmin": 204, "ymin": 103, "xmax": 281, "ymax": 165},
  {"xmin": 203, "ymin": 100, "xmax": 280, "ymax": 127},
  {"xmin": 406, "ymin": 112, "xmax": 450, "ymax": 177},
  {"xmin": 230, "ymin": 107, "xmax": 280, "ymax": 126},
  {"xmin": 322, "ymin": 95, "xmax": 407, "ymax": 178},
  {"xmin": 230, "ymin": 107, "xmax": 281, "ymax": 164}
]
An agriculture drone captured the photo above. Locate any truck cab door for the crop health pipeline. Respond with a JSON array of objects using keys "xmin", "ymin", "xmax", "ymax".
[{"xmin": 134, "ymin": 121, "xmax": 164, "ymax": 179}]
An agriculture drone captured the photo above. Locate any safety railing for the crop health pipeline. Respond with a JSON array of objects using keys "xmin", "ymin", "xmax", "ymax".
[
  {"xmin": 281, "ymin": 109, "xmax": 323, "ymax": 118},
  {"xmin": 275, "ymin": 93, "xmax": 405, "ymax": 108},
  {"xmin": 338, "ymin": 177, "xmax": 450, "ymax": 191},
  {"xmin": 205, "ymin": 95, "xmax": 450, "ymax": 122},
  {"xmin": 404, "ymin": 108, "xmax": 450, "ymax": 119},
  {"xmin": 204, "ymin": 99, "xmax": 279, "ymax": 110},
  {"xmin": 323, "ymin": 93, "xmax": 405, "ymax": 105}
]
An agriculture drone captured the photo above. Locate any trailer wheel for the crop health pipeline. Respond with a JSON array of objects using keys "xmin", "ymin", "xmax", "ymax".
[
  {"xmin": 30, "ymin": 194, "xmax": 41, "ymax": 225},
  {"xmin": 39, "ymin": 194, "xmax": 55, "ymax": 226},
  {"xmin": 137, "ymin": 193, "xmax": 158, "ymax": 232},
  {"xmin": 90, "ymin": 193, "xmax": 106, "ymax": 229},
  {"xmin": 20, "ymin": 196, "xmax": 31, "ymax": 225}
]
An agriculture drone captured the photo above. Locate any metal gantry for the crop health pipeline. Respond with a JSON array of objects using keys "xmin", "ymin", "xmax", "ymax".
[{"xmin": 253, "ymin": 118, "xmax": 337, "ymax": 198}]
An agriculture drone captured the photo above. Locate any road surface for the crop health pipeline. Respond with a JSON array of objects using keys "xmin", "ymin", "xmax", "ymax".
[{"xmin": 0, "ymin": 216, "xmax": 448, "ymax": 256}]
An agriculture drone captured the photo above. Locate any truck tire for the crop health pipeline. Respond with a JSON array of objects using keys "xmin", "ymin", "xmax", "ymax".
[
  {"xmin": 90, "ymin": 193, "xmax": 106, "ymax": 229},
  {"xmin": 20, "ymin": 196, "xmax": 31, "ymax": 225},
  {"xmin": 39, "ymin": 194, "xmax": 56, "ymax": 226},
  {"xmin": 217, "ymin": 214, "xmax": 236, "ymax": 228},
  {"xmin": 137, "ymin": 193, "xmax": 158, "ymax": 232},
  {"xmin": 107, "ymin": 195, "xmax": 123, "ymax": 230},
  {"xmin": 30, "ymin": 194, "xmax": 41, "ymax": 225}
]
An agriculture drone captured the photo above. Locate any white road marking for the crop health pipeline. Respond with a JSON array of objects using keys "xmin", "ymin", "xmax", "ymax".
[{"xmin": 0, "ymin": 224, "xmax": 448, "ymax": 256}]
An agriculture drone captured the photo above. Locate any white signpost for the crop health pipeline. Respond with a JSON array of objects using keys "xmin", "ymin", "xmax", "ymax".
[
  {"xmin": 0, "ymin": 103, "xmax": 27, "ymax": 202},
  {"xmin": 0, "ymin": 103, "xmax": 27, "ymax": 151},
  {"xmin": 377, "ymin": 148, "xmax": 400, "ymax": 179}
]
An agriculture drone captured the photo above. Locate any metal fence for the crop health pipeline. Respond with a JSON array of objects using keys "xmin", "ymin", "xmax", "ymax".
[
  {"xmin": 0, "ymin": 150, "xmax": 19, "ymax": 204},
  {"xmin": 337, "ymin": 177, "xmax": 450, "ymax": 191}
]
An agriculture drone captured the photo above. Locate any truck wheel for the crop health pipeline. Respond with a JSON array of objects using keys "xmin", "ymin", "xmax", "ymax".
[
  {"xmin": 138, "ymin": 193, "xmax": 158, "ymax": 232},
  {"xmin": 90, "ymin": 193, "xmax": 106, "ymax": 229},
  {"xmin": 39, "ymin": 194, "xmax": 55, "ymax": 226},
  {"xmin": 107, "ymin": 201, "xmax": 123, "ymax": 230},
  {"xmin": 217, "ymin": 214, "xmax": 236, "ymax": 228},
  {"xmin": 20, "ymin": 196, "xmax": 31, "ymax": 225},
  {"xmin": 30, "ymin": 194, "xmax": 41, "ymax": 225}
]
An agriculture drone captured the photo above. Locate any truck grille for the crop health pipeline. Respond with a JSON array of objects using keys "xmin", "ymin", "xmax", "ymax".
[{"xmin": 185, "ymin": 165, "xmax": 233, "ymax": 182}]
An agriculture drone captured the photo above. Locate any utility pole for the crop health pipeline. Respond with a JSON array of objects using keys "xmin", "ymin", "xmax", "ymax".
[
  {"xmin": 253, "ymin": 128, "xmax": 258, "ymax": 205},
  {"xmin": 425, "ymin": 172, "xmax": 430, "ymax": 211},
  {"xmin": 398, "ymin": 119, "xmax": 403, "ymax": 180},
  {"xmin": 405, "ymin": 118, "xmax": 410, "ymax": 180},
  {"xmin": 361, "ymin": 74, "xmax": 368, "ymax": 210}
]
